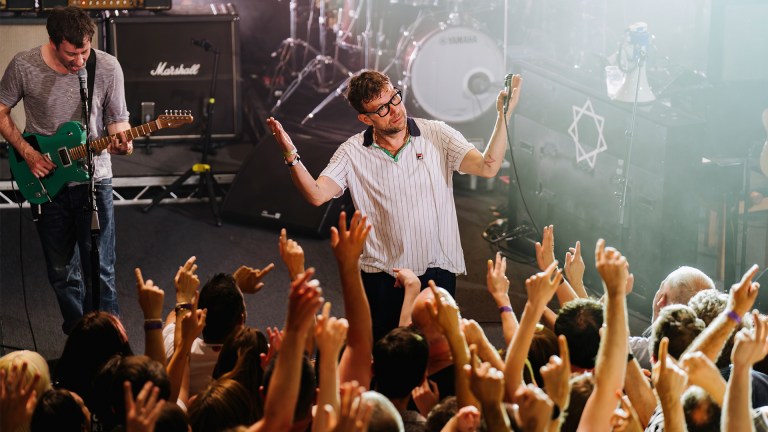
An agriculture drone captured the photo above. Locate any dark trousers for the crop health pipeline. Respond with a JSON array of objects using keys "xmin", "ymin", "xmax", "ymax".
[{"xmin": 362, "ymin": 267, "xmax": 456, "ymax": 342}]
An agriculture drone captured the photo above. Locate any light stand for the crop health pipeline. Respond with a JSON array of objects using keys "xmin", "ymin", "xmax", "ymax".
[{"xmin": 143, "ymin": 39, "xmax": 224, "ymax": 227}]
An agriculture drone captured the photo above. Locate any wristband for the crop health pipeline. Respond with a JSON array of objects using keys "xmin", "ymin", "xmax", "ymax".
[
  {"xmin": 143, "ymin": 319, "xmax": 163, "ymax": 331},
  {"xmin": 498, "ymin": 305, "xmax": 513, "ymax": 314},
  {"xmin": 551, "ymin": 403, "xmax": 561, "ymax": 420},
  {"xmin": 285, "ymin": 153, "xmax": 301, "ymax": 167},
  {"xmin": 727, "ymin": 310, "xmax": 742, "ymax": 325},
  {"xmin": 627, "ymin": 352, "xmax": 635, "ymax": 363},
  {"xmin": 175, "ymin": 302, "xmax": 193, "ymax": 314},
  {"xmin": 282, "ymin": 148, "xmax": 297, "ymax": 158}
]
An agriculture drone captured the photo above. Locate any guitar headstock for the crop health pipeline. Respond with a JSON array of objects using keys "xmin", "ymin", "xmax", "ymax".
[{"xmin": 157, "ymin": 110, "xmax": 194, "ymax": 128}]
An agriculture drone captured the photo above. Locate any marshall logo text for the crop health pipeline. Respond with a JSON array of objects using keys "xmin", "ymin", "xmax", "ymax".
[{"xmin": 150, "ymin": 62, "xmax": 201, "ymax": 76}]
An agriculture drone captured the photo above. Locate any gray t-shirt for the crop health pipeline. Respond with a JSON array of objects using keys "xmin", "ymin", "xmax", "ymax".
[{"xmin": 0, "ymin": 46, "xmax": 130, "ymax": 180}]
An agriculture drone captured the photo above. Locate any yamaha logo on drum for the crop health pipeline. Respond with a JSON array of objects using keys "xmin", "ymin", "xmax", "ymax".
[
  {"xmin": 442, "ymin": 34, "xmax": 478, "ymax": 45},
  {"xmin": 149, "ymin": 62, "xmax": 202, "ymax": 76}
]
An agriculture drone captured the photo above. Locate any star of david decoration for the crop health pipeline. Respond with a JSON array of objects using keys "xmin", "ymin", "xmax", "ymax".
[{"xmin": 567, "ymin": 98, "xmax": 608, "ymax": 169}]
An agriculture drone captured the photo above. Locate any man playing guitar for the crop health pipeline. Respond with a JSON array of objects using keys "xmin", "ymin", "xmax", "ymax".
[{"xmin": 0, "ymin": 6, "xmax": 132, "ymax": 334}]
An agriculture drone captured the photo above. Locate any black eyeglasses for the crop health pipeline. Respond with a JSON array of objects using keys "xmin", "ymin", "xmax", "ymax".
[{"xmin": 364, "ymin": 89, "xmax": 403, "ymax": 118}]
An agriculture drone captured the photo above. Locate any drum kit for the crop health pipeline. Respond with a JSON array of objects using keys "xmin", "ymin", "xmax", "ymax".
[{"xmin": 269, "ymin": 0, "xmax": 507, "ymax": 125}]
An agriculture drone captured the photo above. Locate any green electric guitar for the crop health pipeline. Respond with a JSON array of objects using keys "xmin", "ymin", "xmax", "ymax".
[{"xmin": 9, "ymin": 112, "xmax": 193, "ymax": 204}]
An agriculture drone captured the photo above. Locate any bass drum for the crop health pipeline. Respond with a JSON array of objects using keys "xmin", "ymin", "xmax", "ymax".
[{"xmin": 399, "ymin": 16, "xmax": 504, "ymax": 123}]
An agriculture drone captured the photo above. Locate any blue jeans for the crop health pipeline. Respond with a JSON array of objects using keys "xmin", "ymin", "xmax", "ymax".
[
  {"xmin": 33, "ymin": 179, "xmax": 119, "ymax": 334},
  {"xmin": 362, "ymin": 267, "xmax": 456, "ymax": 342}
]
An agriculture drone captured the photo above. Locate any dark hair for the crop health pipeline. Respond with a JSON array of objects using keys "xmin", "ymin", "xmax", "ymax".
[
  {"xmin": 683, "ymin": 387, "xmax": 721, "ymax": 432},
  {"xmin": 262, "ymin": 353, "xmax": 316, "ymax": 422},
  {"xmin": 198, "ymin": 273, "xmax": 245, "ymax": 343},
  {"xmin": 55, "ymin": 312, "xmax": 133, "ymax": 409},
  {"xmin": 561, "ymin": 373, "xmax": 595, "ymax": 432},
  {"xmin": 189, "ymin": 379, "xmax": 255, "ymax": 432},
  {"xmin": 345, "ymin": 70, "xmax": 392, "ymax": 114},
  {"xmin": 46, "ymin": 6, "xmax": 96, "ymax": 48},
  {"xmin": 31, "ymin": 388, "xmax": 88, "ymax": 432},
  {"xmin": 156, "ymin": 402, "xmax": 191, "ymax": 432},
  {"xmin": 426, "ymin": 396, "xmax": 457, "ymax": 432},
  {"xmin": 525, "ymin": 324, "xmax": 559, "ymax": 387},
  {"xmin": 651, "ymin": 304, "xmax": 705, "ymax": 361},
  {"xmin": 215, "ymin": 327, "xmax": 269, "ymax": 420},
  {"xmin": 373, "ymin": 326, "xmax": 429, "ymax": 399},
  {"xmin": 555, "ymin": 298, "xmax": 603, "ymax": 369}
]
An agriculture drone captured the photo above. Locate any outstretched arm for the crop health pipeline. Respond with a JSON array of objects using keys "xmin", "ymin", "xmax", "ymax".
[
  {"xmin": 267, "ymin": 117, "xmax": 341, "ymax": 206},
  {"xmin": 724, "ymin": 311, "xmax": 768, "ymax": 432},
  {"xmin": 135, "ymin": 268, "xmax": 166, "ymax": 366},
  {"xmin": 486, "ymin": 252, "xmax": 519, "ymax": 346},
  {"xmin": 653, "ymin": 338, "xmax": 688, "ymax": 432},
  {"xmin": 459, "ymin": 74, "xmax": 522, "ymax": 178}
]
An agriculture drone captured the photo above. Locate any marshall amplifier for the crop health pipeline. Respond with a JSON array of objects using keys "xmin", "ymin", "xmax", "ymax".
[{"xmin": 107, "ymin": 13, "xmax": 241, "ymax": 141}]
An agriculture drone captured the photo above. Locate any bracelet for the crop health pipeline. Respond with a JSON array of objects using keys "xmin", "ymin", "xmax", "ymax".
[
  {"xmin": 551, "ymin": 403, "xmax": 561, "ymax": 420},
  {"xmin": 143, "ymin": 319, "xmax": 163, "ymax": 331},
  {"xmin": 174, "ymin": 302, "xmax": 193, "ymax": 314},
  {"xmin": 727, "ymin": 310, "xmax": 742, "ymax": 325},
  {"xmin": 498, "ymin": 305, "xmax": 513, "ymax": 314},
  {"xmin": 627, "ymin": 352, "xmax": 635, "ymax": 363},
  {"xmin": 285, "ymin": 153, "xmax": 301, "ymax": 167},
  {"xmin": 282, "ymin": 148, "xmax": 297, "ymax": 158}
]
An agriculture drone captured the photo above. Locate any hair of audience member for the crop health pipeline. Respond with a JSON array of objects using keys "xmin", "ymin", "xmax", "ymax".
[
  {"xmin": 55, "ymin": 311, "xmax": 133, "ymax": 409},
  {"xmin": 687, "ymin": 289, "xmax": 727, "ymax": 327},
  {"xmin": 554, "ymin": 298, "xmax": 603, "ymax": 369},
  {"xmin": 651, "ymin": 304, "xmax": 705, "ymax": 361},
  {"xmin": 345, "ymin": 70, "xmax": 392, "ymax": 114},
  {"xmin": 213, "ymin": 327, "xmax": 268, "ymax": 380},
  {"xmin": 188, "ymin": 379, "xmax": 255, "ymax": 432},
  {"xmin": 30, "ymin": 388, "xmax": 90, "ymax": 432},
  {"xmin": 216, "ymin": 328, "xmax": 269, "ymax": 420},
  {"xmin": 261, "ymin": 353, "xmax": 316, "ymax": 422},
  {"xmin": 560, "ymin": 372, "xmax": 595, "ymax": 432},
  {"xmin": 97, "ymin": 355, "xmax": 171, "ymax": 428},
  {"xmin": 426, "ymin": 396, "xmax": 457, "ymax": 432},
  {"xmin": 682, "ymin": 386, "xmax": 721, "ymax": 432},
  {"xmin": 373, "ymin": 326, "xmax": 429, "ymax": 400},
  {"xmin": 197, "ymin": 273, "xmax": 246, "ymax": 343},
  {"xmin": 362, "ymin": 390, "xmax": 405, "ymax": 432},
  {"xmin": 46, "ymin": 6, "xmax": 96, "ymax": 48},
  {"xmin": 524, "ymin": 324, "xmax": 560, "ymax": 387},
  {"xmin": 155, "ymin": 402, "xmax": 191, "ymax": 432},
  {"xmin": 0, "ymin": 350, "xmax": 52, "ymax": 398}
]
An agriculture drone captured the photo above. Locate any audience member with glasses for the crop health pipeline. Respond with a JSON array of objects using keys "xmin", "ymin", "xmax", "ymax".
[{"xmin": 267, "ymin": 70, "xmax": 522, "ymax": 341}]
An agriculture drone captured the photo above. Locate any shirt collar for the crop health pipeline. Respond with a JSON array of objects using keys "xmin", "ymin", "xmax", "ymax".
[{"xmin": 362, "ymin": 117, "xmax": 421, "ymax": 147}]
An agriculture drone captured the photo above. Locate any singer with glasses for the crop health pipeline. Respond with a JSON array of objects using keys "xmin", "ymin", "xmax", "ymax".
[
  {"xmin": 0, "ymin": 6, "xmax": 132, "ymax": 334},
  {"xmin": 268, "ymin": 70, "xmax": 522, "ymax": 341}
]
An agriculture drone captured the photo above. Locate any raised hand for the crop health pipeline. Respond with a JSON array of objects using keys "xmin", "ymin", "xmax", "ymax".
[
  {"xmin": 267, "ymin": 117, "xmax": 297, "ymax": 155},
  {"xmin": 680, "ymin": 351, "xmax": 724, "ymax": 392},
  {"xmin": 727, "ymin": 264, "xmax": 760, "ymax": 318},
  {"xmin": 498, "ymin": 73, "xmax": 523, "ymax": 118},
  {"xmin": 124, "ymin": 381, "xmax": 165, "ymax": 432},
  {"xmin": 540, "ymin": 335, "xmax": 571, "ymax": 411},
  {"xmin": 595, "ymin": 239, "xmax": 629, "ymax": 298},
  {"xmin": 652, "ymin": 337, "xmax": 688, "ymax": 403},
  {"xmin": 315, "ymin": 302, "xmax": 349, "ymax": 359},
  {"xmin": 534, "ymin": 225, "xmax": 556, "ymax": 271},
  {"xmin": 610, "ymin": 393, "xmax": 643, "ymax": 432},
  {"xmin": 173, "ymin": 256, "xmax": 200, "ymax": 304},
  {"xmin": 286, "ymin": 268, "xmax": 324, "ymax": 334},
  {"xmin": 135, "ymin": 268, "xmax": 164, "ymax": 320},
  {"xmin": 411, "ymin": 379, "xmax": 440, "ymax": 417},
  {"xmin": 732, "ymin": 311, "xmax": 768, "ymax": 368},
  {"xmin": 394, "ymin": 267, "xmax": 420, "ymax": 291},
  {"xmin": 330, "ymin": 211, "xmax": 371, "ymax": 270},
  {"xmin": 564, "ymin": 241, "xmax": 586, "ymax": 293},
  {"xmin": 514, "ymin": 384, "xmax": 554, "ymax": 432},
  {"xmin": 465, "ymin": 347, "xmax": 505, "ymax": 406},
  {"xmin": 455, "ymin": 406, "xmax": 482, "ymax": 432},
  {"xmin": 279, "ymin": 228, "xmax": 305, "ymax": 281},
  {"xmin": 261, "ymin": 326, "xmax": 284, "ymax": 369},
  {"xmin": 234, "ymin": 263, "xmax": 275, "ymax": 294},
  {"xmin": 486, "ymin": 252, "xmax": 511, "ymax": 305},
  {"xmin": 314, "ymin": 381, "xmax": 372, "ymax": 432},
  {"xmin": 524, "ymin": 261, "xmax": 562, "ymax": 310},
  {"xmin": 426, "ymin": 280, "xmax": 462, "ymax": 337},
  {"xmin": 0, "ymin": 362, "xmax": 39, "ymax": 432}
]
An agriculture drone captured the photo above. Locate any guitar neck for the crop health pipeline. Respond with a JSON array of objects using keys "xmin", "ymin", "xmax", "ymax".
[{"xmin": 87, "ymin": 120, "xmax": 163, "ymax": 153}]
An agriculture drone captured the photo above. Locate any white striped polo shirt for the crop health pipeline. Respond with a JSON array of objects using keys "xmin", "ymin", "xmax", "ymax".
[{"xmin": 320, "ymin": 117, "xmax": 474, "ymax": 276}]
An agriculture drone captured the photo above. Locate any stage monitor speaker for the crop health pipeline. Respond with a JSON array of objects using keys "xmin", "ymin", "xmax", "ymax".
[
  {"xmin": 0, "ymin": 18, "xmax": 102, "ymax": 144},
  {"xmin": 4, "ymin": 0, "xmax": 35, "ymax": 10},
  {"xmin": 107, "ymin": 13, "xmax": 241, "ymax": 141},
  {"xmin": 143, "ymin": 0, "xmax": 171, "ymax": 10},
  {"xmin": 222, "ymin": 133, "xmax": 353, "ymax": 238}
]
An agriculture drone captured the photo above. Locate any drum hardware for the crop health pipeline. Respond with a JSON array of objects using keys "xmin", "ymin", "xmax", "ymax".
[{"xmin": 269, "ymin": 0, "xmax": 320, "ymax": 102}]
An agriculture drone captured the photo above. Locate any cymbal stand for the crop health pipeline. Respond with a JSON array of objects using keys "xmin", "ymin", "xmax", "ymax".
[
  {"xmin": 268, "ymin": 0, "xmax": 320, "ymax": 102},
  {"xmin": 271, "ymin": 0, "xmax": 353, "ymax": 115}
]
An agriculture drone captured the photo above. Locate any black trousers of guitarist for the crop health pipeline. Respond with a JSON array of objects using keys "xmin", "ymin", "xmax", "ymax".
[{"xmin": 0, "ymin": 7, "xmax": 132, "ymax": 334}]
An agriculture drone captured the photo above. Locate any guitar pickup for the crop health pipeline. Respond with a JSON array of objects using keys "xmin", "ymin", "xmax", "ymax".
[{"xmin": 57, "ymin": 148, "xmax": 71, "ymax": 167}]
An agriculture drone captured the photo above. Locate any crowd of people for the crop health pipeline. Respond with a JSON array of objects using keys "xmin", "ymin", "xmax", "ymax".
[{"xmin": 2, "ymin": 218, "xmax": 767, "ymax": 432}]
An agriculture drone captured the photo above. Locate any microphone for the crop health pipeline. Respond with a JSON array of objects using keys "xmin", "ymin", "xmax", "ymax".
[
  {"xmin": 503, "ymin": 73, "xmax": 513, "ymax": 113},
  {"xmin": 77, "ymin": 68, "xmax": 88, "ymax": 102}
]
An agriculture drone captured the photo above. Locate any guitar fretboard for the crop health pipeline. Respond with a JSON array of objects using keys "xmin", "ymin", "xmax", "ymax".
[{"xmin": 67, "ymin": 120, "xmax": 162, "ymax": 161}]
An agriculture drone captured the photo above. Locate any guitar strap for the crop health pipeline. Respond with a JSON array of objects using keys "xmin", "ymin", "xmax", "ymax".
[{"xmin": 86, "ymin": 48, "xmax": 96, "ymax": 109}]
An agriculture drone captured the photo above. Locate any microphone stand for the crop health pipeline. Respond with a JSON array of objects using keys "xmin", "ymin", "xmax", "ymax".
[
  {"xmin": 617, "ymin": 52, "xmax": 644, "ymax": 251},
  {"xmin": 80, "ymin": 74, "xmax": 101, "ymax": 311}
]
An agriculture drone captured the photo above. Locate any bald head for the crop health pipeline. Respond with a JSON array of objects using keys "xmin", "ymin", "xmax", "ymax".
[
  {"xmin": 653, "ymin": 266, "xmax": 715, "ymax": 322},
  {"xmin": 411, "ymin": 286, "xmax": 455, "ymax": 340}
]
